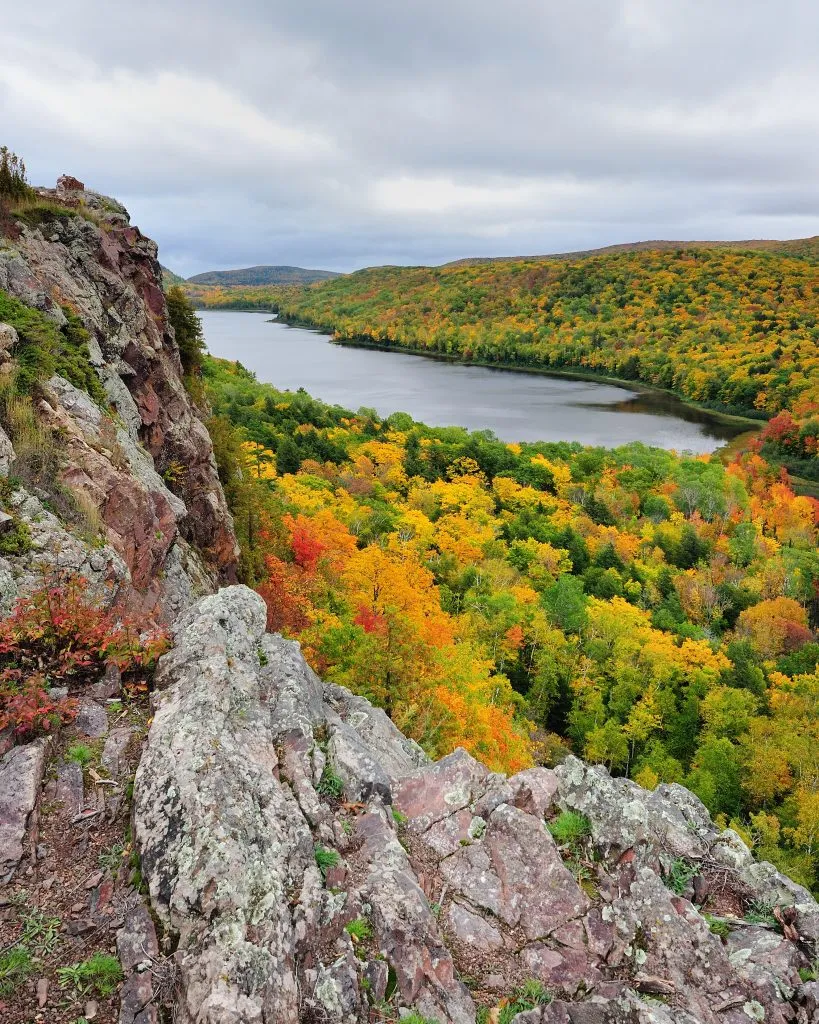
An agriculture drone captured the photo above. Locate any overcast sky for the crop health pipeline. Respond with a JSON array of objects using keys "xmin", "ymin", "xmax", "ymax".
[{"xmin": 4, "ymin": 1, "xmax": 819, "ymax": 275}]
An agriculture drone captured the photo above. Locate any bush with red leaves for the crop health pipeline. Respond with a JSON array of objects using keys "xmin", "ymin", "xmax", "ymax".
[{"xmin": 0, "ymin": 575, "xmax": 170, "ymax": 740}]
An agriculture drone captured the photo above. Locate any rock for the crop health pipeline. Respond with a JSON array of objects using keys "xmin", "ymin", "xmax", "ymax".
[
  {"xmin": 0, "ymin": 322, "xmax": 18, "ymax": 361},
  {"xmin": 117, "ymin": 905, "xmax": 159, "ymax": 973},
  {"xmin": 55, "ymin": 760, "xmax": 84, "ymax": 814},
  {"xmin": 75, "ymin": 699, "xmax": 109, "ymax": 738},
  {"xmin": 129, "ymin": 586, "xmax": 819, "ymax": 1024},
  {"xmin": 68, "ymin": 918, "xmax": 96, "ymax": 935},
  {"xmin": 56, "ymin": 174, "xmax": 85, "ymax": 191},
  {"xmin": 101, "ymin": 726, "xmax": 134, "ymax": 777},
  {"xmin": 0, "ymin": 510, "xmax": 13, "ymax": 533},
  {"xmin": 36, "ymin": 976, "xmax": 48, "ymax": 1006},
  {"xmin": 0, "ymin": 738, "xmax": 48, "ymax": 880},
  {"xmin": 85, "ymin": 998, "xmax": 98, "ymax": 1019},
  {"xmin": 394, "ymin": 747, "xmax": 491, "ymax": 832},
  {"xmin": 85, "ymin": 869, "xmax": 104, "ymax": 889},
  {"xmin": 446, "ymin": 901, "xmax": 504, "ymax": 951},
  {"xmin": 0, "ymin": 423, "xmax": 15, "ymax": 475},
  {"xmin": 119, "ymin": 971, "xmax": 156, "ymax": 1024},
  {"xmin": 90, "ymin": 661, "xmax": 122, "ymax": 700}
]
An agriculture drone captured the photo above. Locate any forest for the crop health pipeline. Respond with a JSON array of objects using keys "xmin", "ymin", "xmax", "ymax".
[
  {"xmin": 189, "ymin": 245, "xmax": 819, "ymax": 481},
  {"xmin": 201, "ymin": 352, "xmax": 819, "ymax": 890}
]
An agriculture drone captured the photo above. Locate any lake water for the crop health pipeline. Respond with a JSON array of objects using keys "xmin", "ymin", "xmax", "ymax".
[{"xmin": 198, "ymin": 310, "xmax": 748, "ymax": 453}]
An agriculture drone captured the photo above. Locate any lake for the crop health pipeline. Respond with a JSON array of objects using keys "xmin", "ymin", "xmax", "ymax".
[{"xmin": 198, "ymin": 310, "xmax": 749, "ymax": 453}]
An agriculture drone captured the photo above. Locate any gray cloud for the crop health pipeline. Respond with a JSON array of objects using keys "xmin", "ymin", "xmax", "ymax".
[{"xmin": 3, "ymin": 1, "xmax": 819, "ymax": 274}]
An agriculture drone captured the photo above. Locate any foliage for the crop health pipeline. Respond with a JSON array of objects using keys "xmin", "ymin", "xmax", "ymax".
[
  {"xmin": 344, "ymin": 917, "xmax": 373, "ymax": 941},
  {"xmin": 203, "ymin": 354, "xmax": 819, "ymax": 884},
  {"xmin": 704, "ymin": 914, "xmax": 731, "ymax": 939},
  {"xmin": 66, "ymin": 742, "xmax": 94, "ymax": 766},
  {"xmin": 0, "ymin": 945, "xmax": 34, "ymax": 995},
  {"xmin": 166, "ymin": 285, "xmax": 206, "ymax": 377},
  {"xmin": 270, "ymin": 246, "xmax": 819, "ymax": 421},
  {"xmin": 547, "ymin": 811, "xmax": 592, "ymax": 847},
  {"xmin": 314, "ymin": 844, "xmax": 341, "ymax": 881},
  {"xmin": 497, "ymin": 980, "xmax": 553, "ymax": 1022},
  {"xmin": 665, "ymin": 857, "xmax": 700, "ymax": 895},
  {"xmin": 57, "ymin": 953, "xmax": 123, "ymax": 997},
  {"xmin": 317, "ymin": 761, "xmax": 344, "ymax": 799},
  {"xmin": 0, "ymin": 574, "xmax": 169, "ymax": 740},
  {"xmin": 0, "ymin": 146, "xmax": 33, "ymax": 200},
  {"xmin": 0, "ymin": 289, "xmax": 107, "ymax": 404}
]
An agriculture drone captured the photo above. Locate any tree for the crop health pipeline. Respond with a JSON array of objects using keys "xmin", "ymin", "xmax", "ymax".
[
  {"xmin": 166, "ymin": 286, "xmax": 205, "ymax": 375},
  {"xmin": 0, "ymin": 146, "xmax": 32, "ymax": 200}
]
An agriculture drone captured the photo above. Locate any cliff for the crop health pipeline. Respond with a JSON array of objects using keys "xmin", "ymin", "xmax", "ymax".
[{"xmin": 0, "ymin": 175, "xmax": 238, "ymax": 621}]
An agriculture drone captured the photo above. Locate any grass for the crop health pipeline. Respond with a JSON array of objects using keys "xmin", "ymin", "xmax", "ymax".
[
  {"xmin": 390, "ymin": 805, "xmax": 408, "ymax": 827},
  {"xmin": 0, "ymin": 945, "xmax": 34, "ymax": 996},
  {"xmin": 547, "ymin": 810, "xmax": 591, "ymax": 847},
  {"xmin": 57, "ymin": 952, "xmax": 123, "ymax": 997},
  {"xmin": 317, "ymin": 761, "xmax": 344, "ymax": 799},
  {"xmin": 314, "ymin": 844, "xmax": 341, "ymax": 881},
  {"xmin": 497, "ymin": 980, "xmax": 553, "ymax": 1023},
  {"xmin": 20, "ymin": 907, "xmax": 61, "ymax": 954},
  {"xmin": 98, "ymin": 842, "xmax": 125, "ymax": 872},
  {"xmin": 704, "ymin": 914, "xmax": 731, "ymax": 939},
  {"xmin": 344, "ymin": 917, "xmax": 372, "ymax": 942}
]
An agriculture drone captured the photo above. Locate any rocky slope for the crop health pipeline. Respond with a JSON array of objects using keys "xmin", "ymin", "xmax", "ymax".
[
  {"xmin": 0, "ymin": 174, "xmax": 237, "ymax": 621},
  {"xmin": 132, "ymin": 586, "xmax": 819, "ymax": 1024}
]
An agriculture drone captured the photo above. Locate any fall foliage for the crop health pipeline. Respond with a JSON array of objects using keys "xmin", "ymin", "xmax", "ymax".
[{"xmin": 203, "ymin": 354, "xmax": 819, "ymax": 887}]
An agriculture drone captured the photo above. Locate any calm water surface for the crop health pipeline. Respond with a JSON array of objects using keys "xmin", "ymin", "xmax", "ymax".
[{"xmin": 199, "ymin": 311, "xmax": 747, "ymax": 453}]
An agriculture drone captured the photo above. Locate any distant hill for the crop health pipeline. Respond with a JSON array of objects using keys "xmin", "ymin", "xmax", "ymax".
[
  {"xmin": 442, "ymin": 235, "xmax": 819, "ymax": 267},
  {"xmin": 161, "ymin": 265, "xmax": 186, "ymax": 288},
  {"xmin": 274, "ymin": 240, "xmax": 819, "ymax": 420},
  {"xmin": 187, "ymin": 265, "xmax": 341, "ymax": 287}
]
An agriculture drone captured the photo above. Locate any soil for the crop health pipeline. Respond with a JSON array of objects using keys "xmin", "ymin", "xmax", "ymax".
[{"xmin": 0, "ymin": 698, "xmax": 150, "ymax": 1024}]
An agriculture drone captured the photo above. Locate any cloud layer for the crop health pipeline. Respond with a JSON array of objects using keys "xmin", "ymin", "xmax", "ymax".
[{"xmin": 4, "ymin": 1, "xmax": 819, "ymax": 273}]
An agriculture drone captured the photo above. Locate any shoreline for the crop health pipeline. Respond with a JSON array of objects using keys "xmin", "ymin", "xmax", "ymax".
[{"xmin": 196, "ymin": 307, "xmax": 764, "ymax": 448}]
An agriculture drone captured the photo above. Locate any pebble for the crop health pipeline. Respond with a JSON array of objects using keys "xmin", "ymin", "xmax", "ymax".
[
  {"xmin": 85, "ymin": 869, "xmax": 104, "ymax": 888},
  {"xmin": 85, "ymin": 998, "xmax": 99, "ymax": 1019},
  {"xmin": 36, "ymin": 976, "xmax": 48, "ymax": 1006}
]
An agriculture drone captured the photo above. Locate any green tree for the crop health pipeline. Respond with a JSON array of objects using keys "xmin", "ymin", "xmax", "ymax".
[{"xmin": 166, "ymin": 286, "xmax": 206, "ymax": 376}]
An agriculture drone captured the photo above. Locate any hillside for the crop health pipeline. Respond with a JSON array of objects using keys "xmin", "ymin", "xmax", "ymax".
[
  {"xmin": 187, "ymin": 263, "xmax": 340, "ymax": 286},
  {"xmin": 272, "ymin": 246, "xmax": 819, "ymax": 424},
  {"xmin": 159, "ymin": 263, "xmax": 186, "ymax": 287}
]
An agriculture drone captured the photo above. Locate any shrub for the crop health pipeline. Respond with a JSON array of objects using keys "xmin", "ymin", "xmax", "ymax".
[
  {"xmin": 66, "ymin": 742, "xmax": 94, "ymax": 766},
  {"xmin": 0, "ymin": 574, "xmax": 169, "ymax": 741},
  {"xmin": 0, "ymin": 147, "xmax": 33, "ymax": 201}
]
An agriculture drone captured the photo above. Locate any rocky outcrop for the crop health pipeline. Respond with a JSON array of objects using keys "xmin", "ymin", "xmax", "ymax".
[
  {"xmin": 0, "ymin": 181, "xmax": 238, "ymax": 621},
  {"xmin": 134, "ymin": 587, "xmax": 819, "ymax": 1024}
]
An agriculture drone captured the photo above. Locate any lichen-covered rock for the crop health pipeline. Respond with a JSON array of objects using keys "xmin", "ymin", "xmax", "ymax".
[
  {"xmin": 0, "ymin": 738, "xmax": 48, "ymax": 880},
  {"xmin": 135, "ymin": 587, "xmax": 472, "ymax": 1024},
  {"xmin": 132, "ymin": 588, "xmax": 819, "ymax": 1023}
]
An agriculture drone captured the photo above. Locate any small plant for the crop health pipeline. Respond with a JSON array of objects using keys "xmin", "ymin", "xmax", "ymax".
[
  {"xmin": 21, "ymin": 907, "xmax": 61, "ymax": 954},
  {"xmin": 257, "ymin": 647, "xmax": 269, "ymax": 667},
  {"xmin": 314, "ymin": 844, "xmax": 341, "ymax": 881},
  {"xmin": 390, "ymin": 806, "xmax": 408, "ymax": 827},
  {"xmin": 345, "ymin": 917, "xmax": 372, "ymax": 942},
  {"xmin": 476, "ymin": 1010, "xmax": 490, "ymax": 1024},
  {"xmin": 496, "ymin": 979, "xmax": 553, "ymax": 1023},
  {"xmin": 799, "ymin": 965, "xmax": 818, "ymax": 982},
  {"xmin": 399, "ymin": 1013, "xmax": 440, "ymax": 1024},
  {"xmin": 67, "ymin": 742, "xmax": 95, "ymax": 766},
  {"xmin": 340, "ymin": 817, "xmax": 353, "ymax": 836},
  {"xmin": 547, "ymin": 810, "xmax": 591, "ymax": 847},
  {"xmin": 0, "ymin": 945, "xmax": 34, "ymax": 996},
  {"xmin": 665, "ymin": 857, "xmax": 699, "ymax": 896},
  {"xmin": 317, "ymin": 762, "xmax": 344, "ymax": 799},
  {"xmin": 98, "ymin": 842, "xmax": 125, "ymax": 872},
  {"xmin": 744, "ymin": 898, "xmax": 779, "ymax": 927},
  {"xmin": 57, "ymin": 952, "xmax": 123, "ymax": 997},
  {"xmin": 704, "ymin": 914, "xmax": 731, "ymax": 939}
]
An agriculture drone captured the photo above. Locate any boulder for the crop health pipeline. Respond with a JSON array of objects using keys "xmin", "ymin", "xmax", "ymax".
[{"xmin": 0, "ymin": 739, "xmax": 48, "ymax": 879}]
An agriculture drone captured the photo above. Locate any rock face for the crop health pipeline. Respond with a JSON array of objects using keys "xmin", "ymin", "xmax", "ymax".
[
  {"xmin": 135, "ymin": 587, "xmax": 819, "ymax": 1024},
  {"xmin": 0, "ymin": 182, "xmax": 238, "ymax": 621}
]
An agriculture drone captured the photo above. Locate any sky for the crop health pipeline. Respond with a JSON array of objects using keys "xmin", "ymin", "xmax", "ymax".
[{"xmin": 4, "ymin": 1, "xmax": 819, "ymax": 276}]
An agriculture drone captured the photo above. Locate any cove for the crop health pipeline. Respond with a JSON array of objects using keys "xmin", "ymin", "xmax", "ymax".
[{"xmin": 198, "ymin": 310, "xmax": 752, "ymax": 454}]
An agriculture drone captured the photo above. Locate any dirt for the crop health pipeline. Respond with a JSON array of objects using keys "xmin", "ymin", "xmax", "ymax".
[{"xmin": 0, "ymin": 699, "xmax": 151, "ymax": 1024}]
